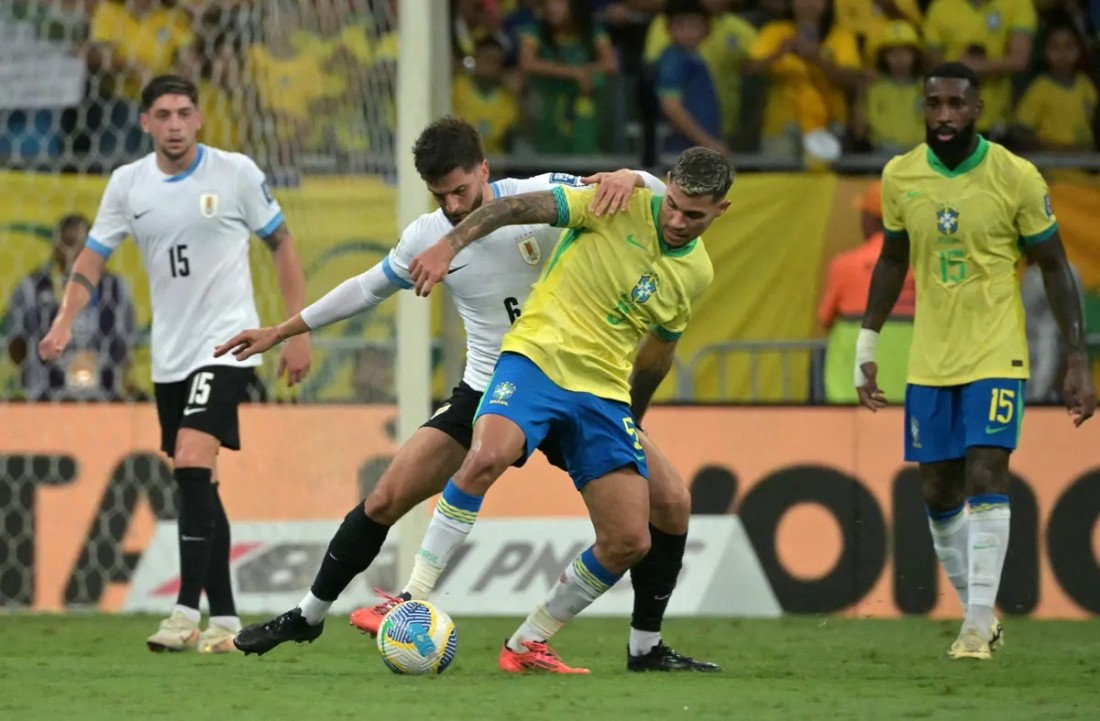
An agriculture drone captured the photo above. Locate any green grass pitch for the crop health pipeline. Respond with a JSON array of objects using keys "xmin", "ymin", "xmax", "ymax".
[{"xmin": 2, "ymin": 615, "xmax": 1098, "ymax": 721}]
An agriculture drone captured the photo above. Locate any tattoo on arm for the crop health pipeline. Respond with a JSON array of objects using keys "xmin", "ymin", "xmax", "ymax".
[
  {"xmin": 263, "ymin": 222, "xmax": 292, "ymax": 252},
  {"xmin": 861, "ymin": 233, "xmax": 910, "ymax": 332},
  {"xmin": 446, "ymin": 192, "xmax": 560, "ymax": 253},
  {"xmin": 1029, "ymin": 235, "xmax": 1087, "ymax": 357},
  {"xmin": 69, "ymin": 272, "xmax": 97, "ymax": 297}
]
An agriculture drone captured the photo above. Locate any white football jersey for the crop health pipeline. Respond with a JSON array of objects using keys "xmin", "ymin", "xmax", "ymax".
[
  {"xmin": 87, "ymin": 145, "xmax": 282, "ymax": 383},
  {"xmin": 385, "ymin": 172, "xmax": 666, "ymax": 391}
]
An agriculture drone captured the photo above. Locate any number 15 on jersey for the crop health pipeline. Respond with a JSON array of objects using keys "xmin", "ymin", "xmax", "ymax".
[{"xmin": 169, "ymin": 244, "xmax": 190, "ymax": 278}]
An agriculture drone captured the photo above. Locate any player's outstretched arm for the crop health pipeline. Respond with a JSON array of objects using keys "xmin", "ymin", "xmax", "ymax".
[
  {"xmin": 38, "ymin": 248, "xmax": 106, "ymax": 362},
  {"xmin": 264, "ymin": 222, "xmax": 312, "ymax": 385},
  {"xmin": 214, "ymin": 259, "xmax": 401, "ymax": 363},
  {"xmin": 1027, "ymin": 232, "xmax": 1096, "ymax": 426},
  {"xmin": 409, "ymin": 191, "xmax": 560, "ymax": 296},
  {"xmin": 629, "ymin": 331, "xmax": 679, "ymax": 425},
  {"xmin": 855, "ymin": 231, "xmax": 910, "ymax": 411}
]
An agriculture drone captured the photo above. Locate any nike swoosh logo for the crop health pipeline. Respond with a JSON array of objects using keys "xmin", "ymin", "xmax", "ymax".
[
  {"xmin": 182, "ymin": 407, "xmax": 206, "ymax": 416},
  {"xmin": 448, "ymin": 264, "xmax": 468, "ymax": 274},
  {"xmin": 984, "ymin": 425, "xmax": 1009, "ymax": 434},
  {"xmin": 654, "ymin": 593, "xmax": 671, "ymax": 601},
  {"xmin": 180, "ymin": 535, "xmax": 206, "ymax": 542},
  {"xmin": 625, "ymin": 235, "xmax": 644, "ymax": 250},
  {"xmin": 906, "ymin": 191, "xmax": 923, "ymax": 199},
  {"xmin": 133, "ymin": 209, "xmax": 153, "ymax": 219}
]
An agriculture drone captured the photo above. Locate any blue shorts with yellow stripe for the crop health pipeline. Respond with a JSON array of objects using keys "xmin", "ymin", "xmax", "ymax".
[
  {"xmin": 476, "ymin": 352, "xmax": 649, "ymax": 490},
  {"xmin": 904, "ymin": 378, "xmax": 1025, "ymax": 463}
]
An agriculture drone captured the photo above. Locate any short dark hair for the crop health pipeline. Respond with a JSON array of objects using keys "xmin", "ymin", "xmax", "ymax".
[
  {"xmin": 665, "ymin": 0, "xmax": 707, "ymax": 20},
  {"xmin": 141, "ymin": 74, "xmax": 199, "ymax": 111},
  {"xmin": 56, "ymin": 213, "xmax": 90, "ymax": 235},
  {"xmin": 669, "ymin": 147, "xmax": 734, "ymax": 200},
  {"xmin": 925, "ymin": 62, "xmax": 981, "ymax": 94},
  {"xmin": 412, "ymin": 116, "xmax": 485, "ymax": 183}
]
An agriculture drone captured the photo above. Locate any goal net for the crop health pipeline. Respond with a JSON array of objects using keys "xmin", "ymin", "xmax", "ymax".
[{"xmin": 0, "ymin": 0, "xmax": 429, "ymax": 613}]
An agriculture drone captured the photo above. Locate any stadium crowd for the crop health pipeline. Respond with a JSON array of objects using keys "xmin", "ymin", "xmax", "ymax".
[{"xmin": 1, "ymin": 0, "xmax": 1099, "ymax": 172}]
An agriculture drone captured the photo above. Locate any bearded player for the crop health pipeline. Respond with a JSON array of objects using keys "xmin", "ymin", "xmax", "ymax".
[
  {"xmin": 392, "ymin": 147, "xmax": 733, "ymax": 673},
  {"xmin": 856, "ymin": 63, "xmax": 1095, "ymax": 660},
  {"xmin": 222, "ymin": 118, "xmax": 718, "ymax": 672}
]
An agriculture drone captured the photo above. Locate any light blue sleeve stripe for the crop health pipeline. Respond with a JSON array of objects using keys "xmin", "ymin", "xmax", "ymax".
[
  {"xmin": 551, "ymin": 185, "xmax": 570, "ymax": 227},
  {"xmin": 490, "ymin": 181, "xmax": 501, "ymax": 199},
  {"xmin": 381, "ymin": 256, "xmax": 413, "ymax": 289},
  {"xmin": 86, "ymin": 237, "xmax": 114, "ymax": 259},
  {"xmin": 652, "ymin": 325, "xmax": 682, "ymax": 342},
  {"xmin": 1020, "ymin": 222, "xmax": 1058, "ymax": 246},
  {"xmin": 256, "ymin": 211, "xmax": 284, "ymax": 239}
]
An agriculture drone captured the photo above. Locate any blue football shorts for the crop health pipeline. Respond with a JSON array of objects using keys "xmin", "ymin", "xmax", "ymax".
[
  {"xmin": 475, "ymin": 352, "xmax": 649, "ymax": 490},
  {"xmin": 904, "ymin": 378, "xmax": 1025, "ymax": 463}
]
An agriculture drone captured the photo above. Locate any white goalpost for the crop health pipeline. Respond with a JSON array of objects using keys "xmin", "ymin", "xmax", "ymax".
[{"xmin": 394, "ymin": 0, "xmax": 451, "ymax": 582}]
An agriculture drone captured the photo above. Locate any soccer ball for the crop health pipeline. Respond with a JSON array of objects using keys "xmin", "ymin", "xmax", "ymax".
[{"xmin": 376, "ymin": 600, "xmax": 458, "ymax": 675}]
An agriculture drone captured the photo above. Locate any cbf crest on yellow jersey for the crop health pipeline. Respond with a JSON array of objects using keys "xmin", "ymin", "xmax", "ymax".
[
  {"xmin": 499, "ymin": 185, "xmax": 714, "ymax": 404},
  {"xmin": 881, "ymin": 137, "xmax": 1058, "ymax": 386}
]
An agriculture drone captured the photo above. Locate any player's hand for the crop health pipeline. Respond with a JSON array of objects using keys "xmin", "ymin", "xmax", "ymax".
[
  {"xmin": 1062, "ymin": 355, "xmax": 1096, "ymax": 427},
  {"xmin": 410, "ymin": 240, "xmax": 455, "ymax": 297},
  {"xmin": 582, "ymin": 169, "xmax": 641, "ymax": 217},
  {"xmin": 277, "ymin": 334, "xmax": 312, "ymax": 387},
  {"xmin": 856, "ymin": 361, "xmax": 887, "ymax": 412},
  {"xmin": 213, "ymin": 327, "xmax": 280, "ymax": 362},
  {"xmin": 38, "ymin": 321, "xmax": 72, "ymax": 362}
]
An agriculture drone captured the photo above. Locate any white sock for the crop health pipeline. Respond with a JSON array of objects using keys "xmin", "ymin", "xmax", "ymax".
[
  {"xmin": 965, "ymin": 495, "xmax": 1011, "ymax": 632},
  {"xmin": 298, "ymin": 592, "xmax": 331, "ymax": 626},
  {"xmin": 209, "ymin": 615, "xmax": 241, "ymax": 633},
  {"xmin": 173, "ymin": 604, "xmax": 201, "ymax": 624},
  {"xmin": 507, "ymin": 604, "xmax": 566, "ymax": 653},
  {"xmin": 928, "ymin": 505, "xmax": 969, "ymax": 608},
  {"xmin": 403, "ymin": 480, "xmax": 483, "ymax": 600},
  {"xmin": 506, "ymin": 547, "xmax": 621, "ymax": 653},
  {"xmin": 629, "ymin": 629, "xmax": 661, "ymax": 656}
]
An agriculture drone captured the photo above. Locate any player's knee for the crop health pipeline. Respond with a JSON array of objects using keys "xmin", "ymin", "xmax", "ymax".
[
  {"xmin": 649, "ymin": 480, "xmax": 690, "ymax": 535},
  {"xmin": 604, "ymin": 527, "xmax": 652, "ymax": 571},
  {"xmin": 173, "ymin": 444, "xmax": 213, "ymax": 470},
  {"xmin": 966, "ymin": 448, "xmax": 1010, "ymax": 496},
  {"xmin": 967, "ymin": 462, "xmax": 1007, "ymax": 496},
  {"xmin": 172, "ymin": 430, "xmax": 218, "ymax": 469},
  {"xmin": 363, "ymin": 480, "xmax": 417, "ymax": 525},
  {"xmin": 456, "ymin": 447, "xmax": 511, "ymax": 494}
]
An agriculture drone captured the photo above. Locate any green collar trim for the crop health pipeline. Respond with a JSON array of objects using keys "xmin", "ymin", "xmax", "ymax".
[
  {"xmin": 927, "ymin": 135, "xmax": 989, "ymax": 178},
  {"xmin": 651, "ymin": 194, "xmax": 698, "ymax": 256}
]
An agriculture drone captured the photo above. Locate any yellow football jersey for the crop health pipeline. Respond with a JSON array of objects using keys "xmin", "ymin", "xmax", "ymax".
[
  {"xmin": 91, "ymin": 2, "xmax": 193, "ymax": 100},
  {"xmin": 500, "ymin": 186, "xmax": 714, "ymax": 404},
  {"xmin": 882, "ymin": 137, "xmax": 1058, "ymax": 386},
  {"xmin": 923, "ymin": 0, "xmax": 1037, "ymax": 129},
  {"xmin": 865, "ymin": 79, "xmax": 924, "ymax": 151},
  {"xmin": 452, "ymin": 75, "xmax": 519, "ymax": 155},
  {"xmin": 1016, "ymin": 73, "xmax": 1098, "ymax": 149}
]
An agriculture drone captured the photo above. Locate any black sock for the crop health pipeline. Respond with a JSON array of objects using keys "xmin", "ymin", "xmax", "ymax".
[
  {"xmin": 310, "ymin": 504, "xmax": 391, "ymax": 602},
  {"xmin": 202, "ymin": 482, "xmax": 236, "ymax": 617},
  {"xmin": 629, "ymin": 524, "xmax": 687, "ymax": 634},
  {"xmin": 175, "ymin": 467, "xmax": 216, "ymax": 611}
]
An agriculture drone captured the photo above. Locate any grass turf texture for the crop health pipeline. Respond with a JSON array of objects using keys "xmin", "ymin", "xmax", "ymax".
[{"xmin": 1, "ymin": 616, "xmax": 1098, "ymax": 720}]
